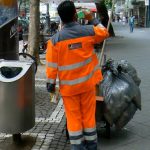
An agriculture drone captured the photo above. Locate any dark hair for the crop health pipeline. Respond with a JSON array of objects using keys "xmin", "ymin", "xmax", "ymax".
[{"xmin": 57, "ymin": 1, "xmax": 76, "ymax": 23}]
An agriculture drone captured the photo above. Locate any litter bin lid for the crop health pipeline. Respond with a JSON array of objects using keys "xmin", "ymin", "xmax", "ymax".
[{"xmin": 0, "ymin": 60, "xmax": 33, "ymax": 82}]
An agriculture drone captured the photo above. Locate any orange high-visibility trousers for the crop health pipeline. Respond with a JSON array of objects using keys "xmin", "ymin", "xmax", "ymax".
[{"xmin": 62, "ymin": 88, "xmax": 97, "ymax": 148}]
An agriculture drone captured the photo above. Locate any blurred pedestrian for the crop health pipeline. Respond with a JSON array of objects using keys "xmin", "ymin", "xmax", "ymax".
[
  {"xmin": 122, "ymin": 16, "xmax": 126, "ymax": 25},
  {"xmin": 117, "ymin": 15, "xmax": 120, "ymax": 22},
  {"xmin": 129, "ymin": 16, "xmax": 135, "ymax": 32},
  {"xmin": 126, "ymin": 16, "xmax": 128, "ymax": 23}
]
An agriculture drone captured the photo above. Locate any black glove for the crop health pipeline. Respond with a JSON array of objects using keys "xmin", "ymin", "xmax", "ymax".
[{"xmin": 47, "ymin": 83, "xmax": 56, "ymax": 93}]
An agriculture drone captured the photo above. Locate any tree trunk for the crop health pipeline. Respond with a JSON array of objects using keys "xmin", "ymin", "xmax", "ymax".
[
  {"xmin": 28, "ymin": 0, "xmax": 40, "ymax": 64},
  {"xmin": 96, "ymin": 1, "xmax": 115, "ymax": 37}
]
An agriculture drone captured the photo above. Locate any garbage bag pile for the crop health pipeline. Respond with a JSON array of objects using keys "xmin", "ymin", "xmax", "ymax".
[{"xmin": 99, "ymin": 59, "xmax": 141, "ymax": 129}]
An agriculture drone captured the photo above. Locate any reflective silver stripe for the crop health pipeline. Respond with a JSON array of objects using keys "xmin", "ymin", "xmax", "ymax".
[
  {"xmin": 59, "ymin": 57, "xmax": 92, "ymax": 71},
  {"xmin": 70, "ymin": 137, "xmax": 84, "ymax": 145},
  {"xmin": 60, "ymin": 65, "xmax": 99, "ymax": 85},
  {"xmin": 84, "ymin": 127, "xmax": 96, "ymax": 133},
  {"xmin": 85, "ymin": 134, "xmax": 97, "ymax": 141},
  {"xmin": 69, "ymin": 130, "xmax": 83, "ymax": 136},
  {"xmin": 47, "ymin": 78, "xmax": 56, "ymax": 84},
  {"xmin": 46, "ymin": 62, "xmax": 58, "ymax": 68}
]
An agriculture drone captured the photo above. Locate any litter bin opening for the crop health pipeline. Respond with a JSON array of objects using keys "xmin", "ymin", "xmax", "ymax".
[{"xmin": 0, "ymin": 67, "xmax": 22, "ymax": 79}]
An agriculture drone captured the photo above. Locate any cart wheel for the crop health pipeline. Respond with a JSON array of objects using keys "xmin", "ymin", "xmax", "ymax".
[
  {"xmin": 12, "ymin": 133, "xmax": 22, "ymax": 144},
  {"xmin": 105, "ymin": 121, "xmax": 111, "ymax": 138},
  {"xmin": 62, "ymin": 121, "xmax": 69, "ymax": 140},
  {"xmin": 66, "ymin": 129, "xmax": 69, "ymax": 140},
  {"xmin": 19, "ymin": 52, "xmax": 37, "ymax": 74},
  {"xmin": 66, "ymin": 121, "xmax": 69, "ymax": 140}
]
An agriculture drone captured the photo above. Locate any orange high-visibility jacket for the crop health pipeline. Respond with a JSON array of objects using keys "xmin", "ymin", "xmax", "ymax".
[{"xmin": 46, "ymin": 22, "xmax": 109, "ymax": 96}]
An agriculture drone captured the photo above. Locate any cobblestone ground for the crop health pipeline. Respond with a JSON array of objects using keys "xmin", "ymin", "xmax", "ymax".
[{"xmin": 0, "ymin": 56, "xmax": 70, "ymax": 150}]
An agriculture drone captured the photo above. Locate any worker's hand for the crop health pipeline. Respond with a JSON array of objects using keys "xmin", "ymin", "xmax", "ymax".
[
  {"xmin": 50, "ymin": 92, "xmax": 58, "ymax": 103},
  {"xmin": 47, "ymin": 83, "xmax": 56, "ymax": 93},
  {"xmin": 83, "ymin": 10, "xmax": 93, "ymax": 22},
  {"xmin": 47, "ymin": 85, "xmax": 59, "ymax": 104}
]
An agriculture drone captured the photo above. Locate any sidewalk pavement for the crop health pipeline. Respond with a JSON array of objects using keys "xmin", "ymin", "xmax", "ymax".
[
  {"xmin": 0, "ymin": 22, "xmax": 150, "ymax": 150},
  {"xmin": 100, "ymin": 23, "xmax": 150, "ymax": 150}
]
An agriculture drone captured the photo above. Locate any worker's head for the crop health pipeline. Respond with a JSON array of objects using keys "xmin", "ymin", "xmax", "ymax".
[{"xmin": 57, "ymin": 0, "xmax": 77, "ymax": 24}]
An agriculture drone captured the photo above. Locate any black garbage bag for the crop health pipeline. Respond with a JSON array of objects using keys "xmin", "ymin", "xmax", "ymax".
[
  {"xmin": 99, "ymin": 59, "xmax": 141, "ymax": 127},
  {"xmin": 102, "ymin": 59, "xmax": 141, "ymax": 109},
  {"xmin": 117, "ymin": 60, "xmax": 141, "ymax": 109},
  {"xmin": 118, "ymin": 60, "xmax": 141, "ymax": 86},
  {"xmin": 115, "ymin": 102, "xmax": 137, "ymax": 129}
]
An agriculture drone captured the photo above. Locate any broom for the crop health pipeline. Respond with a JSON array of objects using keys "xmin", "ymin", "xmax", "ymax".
[{"xmin": 96, "ymin": 0, "xmax": 115, "ymax": 98}]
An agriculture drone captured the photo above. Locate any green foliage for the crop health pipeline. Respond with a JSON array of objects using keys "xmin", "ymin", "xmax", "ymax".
[{"xmin": 104, "ymin": 0, "xmax": 112, "ymax": 9}]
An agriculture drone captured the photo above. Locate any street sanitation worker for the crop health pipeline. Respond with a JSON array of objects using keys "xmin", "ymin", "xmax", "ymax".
[{"xmin": 46, "ymin": 1, "xmax": 109, "ymax": 150}]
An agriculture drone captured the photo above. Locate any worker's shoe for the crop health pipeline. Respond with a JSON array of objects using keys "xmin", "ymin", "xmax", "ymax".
[
  {"xmin": 86, "ymin": 140, "xmax": 97, "ymax": 150},
  {"xmin": 71, "ymin": 142, "xmax": 87, "ymax": 150}
]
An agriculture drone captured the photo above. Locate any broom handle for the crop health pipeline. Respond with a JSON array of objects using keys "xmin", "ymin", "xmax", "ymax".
[{"xmin": 98, "ymin": 0, "xmax": 115, "ymax": 67}]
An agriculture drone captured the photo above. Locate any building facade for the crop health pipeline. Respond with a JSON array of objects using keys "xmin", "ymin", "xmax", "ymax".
[{"xmin": 125, "ymin": 0, "xmax": 150, "ymax": 27}]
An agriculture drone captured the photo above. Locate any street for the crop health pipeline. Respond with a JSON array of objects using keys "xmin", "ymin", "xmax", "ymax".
[{"xmin": 0, "ymin": 22, "xmax": 150, "ymax": 150}]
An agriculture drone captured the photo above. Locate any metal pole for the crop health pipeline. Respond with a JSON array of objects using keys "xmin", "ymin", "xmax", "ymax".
[
  {"xmin": 148, "ymin": 2, "xmax": 150, "ymax": 27},
  {"xmin": 44, "ymin": 3, "xmax": 51, "ymax": 34},
  {"xmin": 145, "ymin": 0, "xmax": 150, "ymax": 27},
  {"xmin": 145, "ymin": 6, "xmax": 147, "ymax": 27}
]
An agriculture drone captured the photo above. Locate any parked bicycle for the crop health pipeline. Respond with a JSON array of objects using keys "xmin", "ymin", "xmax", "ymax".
[
  {"xmin": 19, "ymin": 34, "xmax": 50, "ymax": 75},
  {"xmin": 22, "ymin": 40, "xmax": 47, "ymax": 55},
  {"xmin": 22, "ymin": 34, "xmax": 50, "ymax": 55},
  {"xmin": 19, "ymin": 52, "xmax": 38, "ymax": 74}
]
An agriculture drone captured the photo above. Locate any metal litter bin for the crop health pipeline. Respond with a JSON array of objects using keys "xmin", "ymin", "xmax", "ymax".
[{"xmin": 0, "ymin": 60, "xmax": 35, "ymax": 134}]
